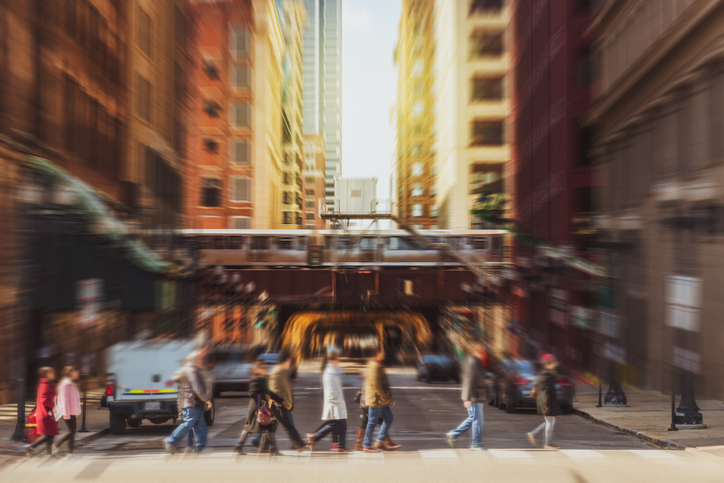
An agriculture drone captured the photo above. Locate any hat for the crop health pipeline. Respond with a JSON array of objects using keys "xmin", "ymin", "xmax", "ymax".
[{"xmin": 541, "ymin": 353, "xmax": 556, "ymax": 363}]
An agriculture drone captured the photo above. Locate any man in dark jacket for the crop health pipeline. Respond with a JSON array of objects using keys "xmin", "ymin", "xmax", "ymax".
[
  {"xmin": 362, "ymin": 350, "xmax": 398, "ymax": 452},
  {"xmin": 446, "ymin": 344, "xmax": 486, "ymax": 450},
  {"xmin": 527, "ymin": 353, "xmax": 561, "ymax": 449},
  {"xmin": 164, "ymin": 350, "xmax": 212, "ymax": 454},
  {"xmin": 260, "ymin": 350, "xmax": 307, "ymax": 451}
]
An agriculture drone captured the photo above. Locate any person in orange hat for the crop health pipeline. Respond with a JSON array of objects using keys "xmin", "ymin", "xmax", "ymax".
[{"xmin": 527, "ymin": 353, "xmax": 561, "ymax": 449}]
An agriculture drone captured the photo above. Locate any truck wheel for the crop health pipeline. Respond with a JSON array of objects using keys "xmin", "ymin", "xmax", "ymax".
[
  {"xmin": 204, "ymin": 398, "xmax": 215, "ymax": 426},
  {"xmin": 127, "ymin": 417, "xmax": 142, "ymax": 428},
  {"xmin": 110, "ymin": 413, "xmax": 127, "ymax": 435}
]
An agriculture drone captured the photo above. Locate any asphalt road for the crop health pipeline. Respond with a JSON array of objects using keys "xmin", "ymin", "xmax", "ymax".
[{"xmin": 4, "ymin": 362, "xmax": 723, "ymax": 482}]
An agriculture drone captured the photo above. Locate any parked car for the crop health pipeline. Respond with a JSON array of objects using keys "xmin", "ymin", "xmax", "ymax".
[
  {"xmin": 257, "ymin": 351, "xmax": 298, "ymax": 379},
  {"xmin": 207, "ymin": 348, "xmax": 253, "ymax": 397},
  {"xmin": 494, "ymin": 359, "xmax": 574, "ymax": 414},
  {"xmin": 415, "ymin": 354, "xmax": 460, "ymax": 383}
]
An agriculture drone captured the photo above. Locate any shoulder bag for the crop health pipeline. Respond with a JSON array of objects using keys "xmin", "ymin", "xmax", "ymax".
[{"xmin": 256, "ymin": 394, "xmax": 274, "ymax": 426}]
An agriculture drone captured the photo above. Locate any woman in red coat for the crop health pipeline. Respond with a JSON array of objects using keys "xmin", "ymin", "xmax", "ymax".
[{"xmin": 25, "ymin": 367, "xmax": 60, "ymax": 457}]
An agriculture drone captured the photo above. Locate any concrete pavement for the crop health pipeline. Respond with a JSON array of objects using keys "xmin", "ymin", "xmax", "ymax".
[{"xmin": 573, "ymin": 386, "xmax": 724, "ymax": 459}]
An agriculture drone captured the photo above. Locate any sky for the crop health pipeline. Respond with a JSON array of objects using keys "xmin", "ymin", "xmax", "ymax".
[{"xmin": 341, "ymin": 0, "xmax": 401, "ymax": 210}]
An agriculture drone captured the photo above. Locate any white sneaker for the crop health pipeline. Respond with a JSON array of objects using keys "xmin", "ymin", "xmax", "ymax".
[{"xmin": 526, "ymin": 432, "xmax": 537, "ymax": 447}]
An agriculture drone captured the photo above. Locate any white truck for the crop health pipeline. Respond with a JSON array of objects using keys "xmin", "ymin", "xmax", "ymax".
[{"xmin": 104, "ymin": 339, "xmax": 214, "ymax": 435}]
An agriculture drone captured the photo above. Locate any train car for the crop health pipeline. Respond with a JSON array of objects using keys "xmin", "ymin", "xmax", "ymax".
[{"xmin": 180, "ymin": 229, "xmax": 508, "ymax": 269}]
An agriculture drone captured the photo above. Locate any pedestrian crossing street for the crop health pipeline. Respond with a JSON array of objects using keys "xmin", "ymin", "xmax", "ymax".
[{"xmin": 0, "ymin": 390, "xmax": 105, "ymax": 422}]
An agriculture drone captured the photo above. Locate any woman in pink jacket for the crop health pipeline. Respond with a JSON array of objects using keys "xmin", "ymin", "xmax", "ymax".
[{"xmin": 54, "ymin": 365, "xmax": 82, "ymax": 455}]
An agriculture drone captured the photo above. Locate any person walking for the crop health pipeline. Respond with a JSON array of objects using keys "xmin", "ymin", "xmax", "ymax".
[
  {"xmin": 264, "ymin": 350, "xmax": 307, "ymax": 452},
  {"xmin": 235, "ymin": 362, "xmax": 288, "ymax": 456},
  {"xmin": 527, "ymin": 354, "xmax": 562, "ymax": 449},
  {"xmin": 361, "ymin": 349, "xmax": 398, "ymax": 453},
  {"xmin": 355, "ymin": 366, "xmax": 401, "ymax": 451},
  {"xmin": 24, "ymin": 367, "xmax": 60, "ymax": 457},
  {"xmin": 307, "ymin": 348, "xmax": 350, "ymax": 452},
  {"xmin": 446, "ymin": 344, "xmax": 487, "ymax": 450},
  {"xmin": 54, "ymin": 366, "xmax": 82, "ymax": 455},
  {"xmin": 309, "ymin": 353, "xmax": 339, "ymax": 449},
  {"xmin": 164, "ymin": 350, "xmax": 212, "ymax": 455}
]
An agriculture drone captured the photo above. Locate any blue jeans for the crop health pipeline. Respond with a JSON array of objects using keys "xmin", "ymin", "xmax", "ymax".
[
  {"xmin": 165, "ymin": 407, "xmax": 208, "ymax": 452},
  {"xmin": 364, "ymin": 406, "xmax": 393, "ymax": 448},
  {"xmin": 449, "ymin": 403, "xmax": 484, "ymax": 448}
]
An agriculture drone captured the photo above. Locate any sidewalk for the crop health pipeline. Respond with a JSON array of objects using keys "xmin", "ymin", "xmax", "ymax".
[
  {"xmin": 0, "ymin": 389, "xmax": 110, "ymax": 456},
  {"xmin": 573, "ymin": 386, "xmax": 724, "ymax": 458}
]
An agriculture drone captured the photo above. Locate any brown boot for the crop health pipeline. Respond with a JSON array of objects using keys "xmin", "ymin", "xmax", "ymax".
[
  {"xmin": 373, "ymin": 440, "xmax": 391, "ymax": 451},
  {"xmin": 355, "ymin": 428, "xmax": 365, "ymax": 452},
  {"xmin": 384, "ymin": 436, "xmax": 402, "ymax": 450}
]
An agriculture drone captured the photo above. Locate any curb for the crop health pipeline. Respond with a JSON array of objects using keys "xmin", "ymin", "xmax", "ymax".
[{"xmin": 572, "ymin": 409, "xmax": 687, "ymax": 451}]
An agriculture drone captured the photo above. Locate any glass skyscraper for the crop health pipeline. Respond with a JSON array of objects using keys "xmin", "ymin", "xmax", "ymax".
[{"xmin": 302, "ymin": 0, "xmax": 341, "ymax": 210}]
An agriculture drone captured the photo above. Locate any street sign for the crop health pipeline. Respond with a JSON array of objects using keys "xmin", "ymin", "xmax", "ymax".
[
  {"xmin": 603, "ymin": 342, "xmax": 625, "ymax": 362},
  {"xmin": 666, "ymin": 276, "xmax": 702, "ymax": 331},
  {"xmin": 76, "ymin": 279, "xmax": 103, "ymax": 327}
]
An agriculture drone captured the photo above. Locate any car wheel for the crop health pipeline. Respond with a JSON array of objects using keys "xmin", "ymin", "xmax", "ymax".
[
  {"xmin": 493, "ymin": 392, "xmax": 500, "ymax": 407},
  {"xmin": 505, "ymin": 393, "xmax": 516, "ymax": 413},
  {"xmin": 110, "ymin": 413, "xmax": 126, "ymax": 435},
  {"xmin": 498, "ymin": 390, "xmax": 506, "ymax": 410},
  {"xmin": 204, "ymin": 398, "xmax": 215, "ymax": 426},
  {"xmin": 127, "ymin": 417, "xmax": 142, "ymax": 428}
]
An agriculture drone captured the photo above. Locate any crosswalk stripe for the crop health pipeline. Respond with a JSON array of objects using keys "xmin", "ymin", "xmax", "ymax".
[
  {"xmin": 627, "ymin": 450, "xmax": 679, "ymax": 459},
  {"xmin": 488, "ymin": 450, "xmax": 533, "ymax": 459},
  {"xmin": 419, "ymin": 449, "xmax": 457, "ymax": 459},
  {"xmin": 560, "ymin": 450, "xmax": 605, "ymax": 458}
]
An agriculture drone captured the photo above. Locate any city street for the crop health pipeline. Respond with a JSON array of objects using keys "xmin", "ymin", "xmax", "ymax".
[{"xmin": 3, "ymin": 362, "xmax": 723, "ymax": 482}]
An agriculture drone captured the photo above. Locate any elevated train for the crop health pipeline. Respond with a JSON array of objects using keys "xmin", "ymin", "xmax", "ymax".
[{"xmin": 181, "ymin": 229, "xmax": 508, "ymax": 268}]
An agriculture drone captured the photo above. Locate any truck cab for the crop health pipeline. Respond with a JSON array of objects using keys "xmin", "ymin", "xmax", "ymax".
[{"xmin": 105, "ymin": 340, "xmax": 214, "ymax": 434}]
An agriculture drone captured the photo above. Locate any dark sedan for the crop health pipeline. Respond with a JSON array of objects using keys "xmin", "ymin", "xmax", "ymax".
[
  {"xmin": 416, "ymin": 354, "xmax": 460, "ymax": 383},
  {"xmin": 489, "ymin": 359, "xmax": 575, "ymax": 414}
]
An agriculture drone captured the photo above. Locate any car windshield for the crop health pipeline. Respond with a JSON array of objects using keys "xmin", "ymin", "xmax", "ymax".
[
  {"xmin": 513, "ymin": 360, "xmax": 536, "ymax": 377},
  {"xmin": 422, "ymin": 355, "xmax": 452, "ymax": 364},
  {"xmin": 209, "ymin": 351, "xmax": 246, "ymax": 364},
  {"xmin": 258, "ymin": 353, "xmax": 278, "ymax": 363}
]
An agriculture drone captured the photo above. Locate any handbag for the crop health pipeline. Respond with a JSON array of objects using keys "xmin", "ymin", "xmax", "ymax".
[{"xmin": 256, "ymin": 395, "xmax": 274, "ymax": 426}]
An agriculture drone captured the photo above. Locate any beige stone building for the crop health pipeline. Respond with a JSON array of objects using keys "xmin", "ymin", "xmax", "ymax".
[
  {"xmin": 433, "ymin": 0, "xmax": 511, "ymax": 229},
  {"xmin": 587, "ymin": 0, "xmax": 724, "ymax": 399}
]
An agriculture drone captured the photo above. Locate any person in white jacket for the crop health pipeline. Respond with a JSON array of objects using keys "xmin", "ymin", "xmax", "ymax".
[{"xmin": 307, "ymin": 348, "xmax": 350, "ymax": 452}]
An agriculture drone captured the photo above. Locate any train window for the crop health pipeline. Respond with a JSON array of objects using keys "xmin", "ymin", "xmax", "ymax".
[
  {"xmin": 197, "ymin": 237, "xmax": 209, "ymax": 250},
  {"xmin": 324, "ymin": 236, "xmax": 333, "ymax": 249},
  {"xmin": 492, "ymin": 236, "xmax": 502, "ymax": 250},
  {"xmin": 472, "ymin": 237, "xmax": 488, "ymax": 250},
  {"xmin": 212, "ymin": 237, "xmax": 226, "ymax": 249},
  {"xmin": 390, "ymin": 237, "xmax": 423, "ymax": 250},
  {"xmin": 277, "ymin": 237, "xmax": 294, "ymax": 250},
  {"xmin": 425, "ymin": 236, "xmax": 440, "ymax": 246},
  {"xmin": 337, "ymin": 237, "xmax": 353, "ymax": 250},
  {"xmin": 296, "ymin": 237, "xmax": 307, "ymax": 250},
  {"xmin": 228, "ymin": 236, "xmax": 242, "ymax": 249},
  {"xmin": 250, "ymin": 236, "xmax": 269, "ymax": 250},
  {"xmin": 360, "ymin": 237, "xmax": 376, "ymax": 250}
]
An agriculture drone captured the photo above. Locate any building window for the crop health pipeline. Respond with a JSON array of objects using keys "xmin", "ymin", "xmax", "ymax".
[
  {"xmin": 305, "ymin": 200, "xmax": 315, "ymax": 209},
  {"xmin": 412, "ymin": 184, "xmax": 423, "ymax": 197},
  {"xmin": 470, "ymin": 30, "xmax": 503, "ymax": 59},
  {"xmin": 413, "ymin": 204, "xmax": 423, "ymax": 217},
  {"xmin": 231, "ymin": 25, "xmax": 249, "ymax": 58},
  {"xmin": 412, "ymin": 163, "xmax": 424, "ymax": 177},
  {"xmin": 283, "ymin": 212, "xmax": 293, "ymax": 225},
  {"xmin": 306, "ymin": 188, "xmax": 315, "ymax": 196},
  {"xmin": 306, "ymin": 213, "xmax": 315, "ymax": 220},
  {"xmin": 204, "ymin": 100, "xmax": 221, "ymax": 117},
  {"xmin": 230, "ymin": 216, "xmax": 250, "ymax": 229},
  {"xmin": 231, "ymin": 63, "xmax": 250, "ymax": 90},
  {"xmin": 231, "ymin": 102, "xmax": 250, "ymax": 127},
  {"xmin": 230, "ymin": 177, "xmax": 250, "ymax": 202},
  {"xmin": 471, "ymin": 120, "xmax": 504, "ymax": 146},
  {"xmin": 411, "ymin": 144, "xmax": 422, "ymax": 156},
  {"xmin": 306, "ymin": 176, "xmax": 314, "ymax": 184},
  {"xmin": 325, "ymin": 190, "xmax": 334, "ymax": 197},
  {"xmin": 203, "ymin": 60, "xmax": 219, "ymax": 80},
  {"xmin": 283, "ymin": 191, "xmax": 292, "ymax": 205},
  {"xmin": 137, "ymin": 6, "xmax": 152, "ymax": 58},
  {"xmin": 231, "ymin": 139, "xmax": 251, "ymax": 165},
  {"xmin": 469, "ymin": 0, "xmax": 503, "ymax": 15},
  {"xmin": 201, "ymin": 178, "xmax": 221, "ymax": 207},
  {"xmin": 137, "ymin": 75, "xmax": 152, "ymax": 123},
  {"xmin": 471, "ymin": 76, "xmax": 504, "ymax": 101},
  {"xmin": 431, "ymin": 205, "xmax": 439, "ymax": 217},
  {"xmin": 204, "ymin": 138, "xmax": 218, "ymax": 153},
  {"xmin": 284, "ymin": 172, "xmax": 292, "ymax": 185},
  {"xmin": 412, "ymin": 101, "xmax": 424, "ymax": 117}
]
